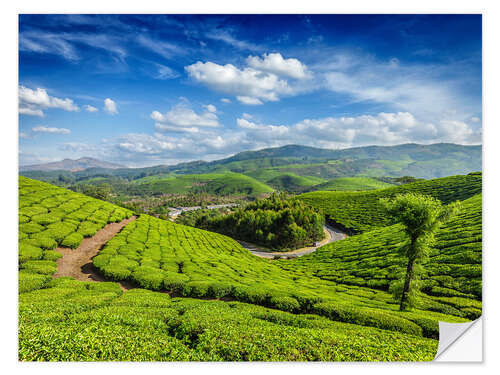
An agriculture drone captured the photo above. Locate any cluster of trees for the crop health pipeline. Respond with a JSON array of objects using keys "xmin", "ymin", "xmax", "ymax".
[{"xmin": 189, "ymin": 193, "xmax": 325, "ymax": 250}]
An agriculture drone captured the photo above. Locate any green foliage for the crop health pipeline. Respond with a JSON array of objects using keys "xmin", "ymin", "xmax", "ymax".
[
  {"xmin": 20, "ymin": 260, "xmax": 58, "ymax": 275},
  {"xmin": 17, "ymin": 174, "xmax": 482, "ymax": 361},
  {"xmin": 18, "ymin": 176, "xmax": 133, "ymax": 278},
  {"xmin": 19, "ymin": 283, "xmax": 439, "ymax": 361},
  {"xmin": 311, "ymin": 177, "xmax": 394, "ymax": 192},
  {"xmin": 312, "ymin": 302, "xmax": 423, "ymax": 336},
  {"xmin": 19, "ymin": 244, "xmax": 43, "ymax": 263},
  {"xmin": 381, "ymin": 193, "xmax": 461, "ymax": 310},
  {"xmin": 61, "ymin": 232, "xmax": 84, "ymax": 249},
  {"xmin": 19, "ymin": 271, "xmax": 52, "ymax": 293},
  {"xmin": 132, "ymin": 172, "xmax": 273, "ymax": 197},
  {"xmin": 298, "ymin": 174, "xmax": 481, "ymax": 233},
  {"xmin": 190, "ymin": 193, "xmax": 325, "ymax": 250}
]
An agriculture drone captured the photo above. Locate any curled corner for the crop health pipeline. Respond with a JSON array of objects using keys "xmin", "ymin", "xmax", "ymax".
[{"xmin": 434, "ymin": 317, "xmax": 483, "ymax": 361}]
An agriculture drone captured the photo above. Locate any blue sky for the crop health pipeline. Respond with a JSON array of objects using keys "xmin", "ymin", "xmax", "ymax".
[{"xmin": 19, "ymin": 14, "xmax": 482, "ymax": 167}]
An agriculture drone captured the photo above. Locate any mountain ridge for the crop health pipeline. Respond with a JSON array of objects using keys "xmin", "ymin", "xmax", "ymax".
[{"xmin": 19, "ymin": 157, "xmax": 125, "ymax": 172}]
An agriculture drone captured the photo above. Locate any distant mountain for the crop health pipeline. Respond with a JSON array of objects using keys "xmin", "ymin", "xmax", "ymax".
[
  {"xmin": 19, "ymin": 157, "xmax": 125, "ymax": 172},
  {"xmin": 218, "ymin": 143, "xmax": 481, "ymax": 163},
  {"xmin": 20, "ymin": 143, "xmax": 482, "ymax": 182}
]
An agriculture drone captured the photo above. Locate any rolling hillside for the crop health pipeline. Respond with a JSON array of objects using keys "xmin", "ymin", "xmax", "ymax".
[
  {"xmin": 130, "ymin": 172, "xmax": 273, "ymax": 197},
  {"xmin": 298, "ymin": 173, "xmax": 482, "ymax": 233},
  {"xmin": 310, "ymin": 177, "xmax": 395, "ymax": 191},
  {"xmin": 20, "ymin": 143, "xmax": 482, "ymax": 185},
  {"xmin": 18, "ymin": 176, "xmax": 481, "ymax": 360}
]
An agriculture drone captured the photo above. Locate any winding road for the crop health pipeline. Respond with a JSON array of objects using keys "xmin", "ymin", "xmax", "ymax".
[{"xmin": 239, "ymin": 225, "xmax": 347, "ymax": 259}]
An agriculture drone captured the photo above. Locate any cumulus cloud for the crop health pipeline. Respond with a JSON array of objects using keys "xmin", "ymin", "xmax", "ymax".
[
  {"xmin": 246, "ymin": 53, "xmax": 310, "ymax": 79},
  {"xmin": 185, "ymin": 53, "xmax": 314, "ymax": 105},
  {"xmin": 32, "ymin": 126, "xmax": 71, "ymax": 135},
  {"xmin": 84, "ymin": 105, "xmax": 98, "ymax": 112},
  {"xmin": 203, "ymin": 104, "xmax": 217, "ymax": 113},
  {"xmin": 236, "ymin": 112, "xmax": 481, "ymax": 149},
  {"xmin": 104, "ymin": 98, "xmax": 118, "ymax": 115},
  {"xmin": 19, "ymin": 85, "xmax": 79, "ymax": 116},
  {"xmin": 151, "ymin": 103, "xmax": 220, "ymax": 133},
  {"xmin": 88, "ymin": 109, "xmax": 480, "ymax": 167}
]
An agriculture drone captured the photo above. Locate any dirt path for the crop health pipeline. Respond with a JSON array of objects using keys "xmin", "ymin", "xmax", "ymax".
[
  {"xmin": 53, "ymin": 216, "xmax": 137, "ymax": 290},
  {"xmin": 240, "ymin": 225, "xmax": 347, "ymax": 259}
]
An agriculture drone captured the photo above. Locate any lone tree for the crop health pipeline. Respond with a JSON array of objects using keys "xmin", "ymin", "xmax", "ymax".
[{"xmin": 380, "ymin": 193, "xmax": 460, "ymax": 311}]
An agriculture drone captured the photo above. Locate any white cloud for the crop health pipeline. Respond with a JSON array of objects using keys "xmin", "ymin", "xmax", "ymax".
[
  {"xmin": 237, "ymin": 96, "xmax": 263, "ymax": 105},
  {"xmin": 19, "ymin": 107, "xmax": 44, "ymax": 117},
  {"xmin": 20, "ymin": 31, "xmax": 127, "ymax": 62},
  {"xmin": 84, "ymin": 105, "xmax": 98, "ymax": 112},
  {"xmin": 155, "ymin": 63, "xmax": 179, "ymax": 80},
  {"xmin": 136, "ymin": 35, "xmax": 185, "ymax": 60},
  {"xmin": 318, "ymin": 52, "xmax": 479, "ymax": 121},
  {"xmin": 104, "ymin": 98, "xmax": 118, "ymax": 115},
  {"xmin": 246, "ymin": 53, "xmax": 310, "ymax": 79},
  {"xmin": 235, "ymin": 112, "xmax": 481, "ymax": 149},
  {"xmin": 470, "ymin": 117, "xmax": 481, "ymax": 123},
  {"xmin": 151, "ymin": 103, "xmax": 220, "ymax": 133},
  {"xmin": 19, "ymin": 132, "xmax": 30, "ymax": 139},
  {"xmin": 241, "ymin": 113, "xmax": 253, "ymax": 120},
  {"xmin": 19, "ymin": 85, "xmax": 79, "ymax": 116},
  {"xmin": 205, "ymin": 30, "xmax": 261, "ymax": 52},
  {"xmin": 221, "ymin": 98, "xmax": 231, "ymax": 104},
  {"xmin": 186, "ymin": 60, "xmax": 292, "ymax": 104},
  {"xmin": 203, "ymin": 104, "xmax": 217, "ymax": 113},
  {"xmin": 32, "ymin": 126, "xmax": 71, "ymax": 135},
  {"xmin": 59, "ymin": 142, "xmax": 97, "ymax": 152}
]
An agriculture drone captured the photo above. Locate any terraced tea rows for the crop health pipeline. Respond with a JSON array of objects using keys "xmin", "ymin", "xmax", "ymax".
[
  {"xmin": 18, "ymin": 279, "xmax": 438, "ymax": 361},
  {"xmin": 18, "ymin": 176, "xmax": 481, "ymax": 361},
  {"xmin": 91, "ymin": 212, "xmax": 470, "ymax": 339},
  {"xmin": 297, "ymin": 173, "xmax": 482, "ymax": 233},
  {"xmin": 279, "ymin": 194, "xmax": 482, "ymax": 320},
  {"xmin": 19, "ymin": 176, "xmax": 133, "ymax": 292}
]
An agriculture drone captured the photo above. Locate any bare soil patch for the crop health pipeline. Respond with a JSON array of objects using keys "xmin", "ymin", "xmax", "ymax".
[{"xmin": 53, "ymin": 216, "xmax": 137, "ymax": 290}]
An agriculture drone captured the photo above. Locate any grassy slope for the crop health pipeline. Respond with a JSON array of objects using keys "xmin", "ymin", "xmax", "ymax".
[
  {"xmin": 131, "ymin": 172, "xmax": 273, "ymax": 197},
  {"xmin": 279, "ymin": 193, "xmax": 482, "ymax": 320},
  {"xmin": 311, "ymin": 177, "xmax": 395, "ymax": 191},
  {"xmin": 297, "ymin": 173, "xmax": 482, "ymax": 233},
  {"xmin": 245, "ymin": 169, "xmax": 326, "ymax": 192},
  {"xmin": 18, "ymin": 176, "xmax": 482, "ymax": 360}
]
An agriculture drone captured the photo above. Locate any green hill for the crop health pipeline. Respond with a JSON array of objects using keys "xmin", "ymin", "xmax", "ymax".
[
  {"xmin": 311, "ymin": 177, "xmax": 395, "ymax": 191},
  {"xmin": 130, "ymin": 172, "xmax": 273, "ymax": 197},
  {"xmin": 280, "ymin": 193, "xmax": 482, "ymax": 321},
  {"xmin": 21, "ymin": 143, "xmax": 482, "ymax": 186},
  {"xmin": 18, "ymin": 176, "xmax": 481, "ymax": 361},
  {"xmin": 298, "ymin": 173, "xmax": 482, "ymax": 233},
  {"xmin": 244, "ymin": 169, "xmax": 326, "ymax": 192}
]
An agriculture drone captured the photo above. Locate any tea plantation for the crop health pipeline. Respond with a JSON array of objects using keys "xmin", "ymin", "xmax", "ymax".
[
  {"xmin": 19, "ymin": 279, "xmax": 439, "ymax": 361},
  {"xmin": 18, "ymin": 175, "xmax": 481, "ymax": 361},
  {"xmin": 19, "ymin": 176, "xmax": 133, "ymax": 293},
  {"xmin": 297, "ymin": 173, "xmax": 482, "ymax": 233}
]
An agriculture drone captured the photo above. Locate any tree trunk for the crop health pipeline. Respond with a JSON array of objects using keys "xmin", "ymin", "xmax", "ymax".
[{"xmin": 400, "ymin": 240, "xmax": 417, "ymax": 311}]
